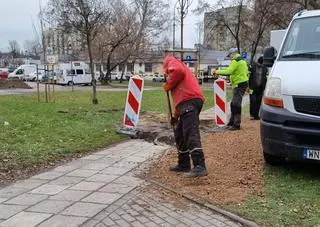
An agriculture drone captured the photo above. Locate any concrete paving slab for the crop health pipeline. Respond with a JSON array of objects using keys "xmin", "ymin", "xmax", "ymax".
[
  {"xmin": 0, "ymin": 187, "xmax": 28, "ymax": 199},
  {"xmin": 11, "ymin": 179, "xmax": 47, "ymax": 190},
  {"xmin": 31, "ymin": 171, "xmax": 64, "ymax": 180},
  {"xmin": 85, "ymin": 174, "xmax": 118, "ymax": 183},
  {"xmin": 61, "ymin": 202, "xmax": 107, "ymax": 217},
  {"xmin": 27, "ymin": 200, "xmax": 73, "ymax": 214},
  {"xmin": 69, "ymin": 181, "xmax": 105, "ymax": 191},
  {"xmin": 0, "ymin": 204, "xmax": 27, "ymax": 219},
  {"xmin": 37, "ymin": 215, "xmax": 87, "ymax": 227},
  {"xmin": 30, "ymin": 184, "xmax": 69, "ymax": 195},
  {"xmin": 81, "ymin": 154, "xmax": 105, "ymax": 160},
  {"xmin": 81, "ymin": 162, "xmax": 113, "ymax": 171},
  {"xmin": 50, "ymin": 176, "xmax": 84, "ymax": 186},
  {"xmin": 99, "ymin": 183, "xmax": 136, "ymax": 194},
  {"xmin": 49, "ymin": 190, "xmax": 92, "ymax": 202},
  {"xmin": 66, "ymin": 169, "xmax": 98, "ymax": 178},
  {"xmin": 81, "ymin": 192, "xmax": 123, "ymax": 204},
  {"xmin": 0, "ymin": 211, "xmax": 52, "ymax": 227},
  {"xmin": 4, "ymin": 193, "xmax": 48, "ymax": 206},
  {"xmin": 99, "ymin": 166, "xmax": 132, "ymax": 176}
]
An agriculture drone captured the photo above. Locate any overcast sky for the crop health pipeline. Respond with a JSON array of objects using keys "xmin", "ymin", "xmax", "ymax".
[{"xmin": 0, "ymin": 0, "xmax": 202, "ymax": 52}]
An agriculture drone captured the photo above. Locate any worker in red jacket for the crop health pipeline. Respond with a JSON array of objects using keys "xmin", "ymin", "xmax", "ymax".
[{"xmin": 163, "ymin": 54, "xmax": 207, "ymax": 178}]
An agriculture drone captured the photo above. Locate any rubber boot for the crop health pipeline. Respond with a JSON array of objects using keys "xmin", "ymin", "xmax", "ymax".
[
  {"xmin": 169, "ymin": 152, "xmax": 190, "ymax": 173},
  {"xmin": 183, "ymin": 165, "xmax": 208, "ymax": 178}
]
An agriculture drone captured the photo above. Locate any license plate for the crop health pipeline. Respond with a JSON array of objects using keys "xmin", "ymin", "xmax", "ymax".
[{"xmin": 303, "ymin": 149, "xmax": 320, "ymax": 160}]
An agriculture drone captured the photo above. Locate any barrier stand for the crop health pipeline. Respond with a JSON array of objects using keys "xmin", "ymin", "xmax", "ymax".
[
  {"xmin": 117, "ymin": 76, "xmax": 144, "ymax": 136},
  {"xmin": 214, "ymin": 78, "xmax": 227, "ymax": 126}
]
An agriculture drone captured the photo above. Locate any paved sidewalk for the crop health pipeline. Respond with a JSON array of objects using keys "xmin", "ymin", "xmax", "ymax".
[{"xmin": 0, "ymin": 140, "xmax": 241, "ymax": 227}]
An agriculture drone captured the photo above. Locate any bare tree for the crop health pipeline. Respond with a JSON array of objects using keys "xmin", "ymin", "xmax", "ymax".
[
  {"xmin": 8, "ymin": 40, "xmax": 21, "ymax": 57},
  {"xmin": 176, "ymin": 0, "xmax": 193, "ymax": 53},
  {"xmin": 92, "ymin": 0, "xmax": 137, "ymax": 83},
  {"xmin": 244, "ymin": 0, "xmax": 280, "ymax": 62},
  {"xmin": 24, "ymin": 40, "xmax": 41, "ymax": 57},
  {"xmin": 201, "ymin": 0, "xmax": 252, "ymax": 53},
  {"xmin": 92, "ymin": 0, "xmax": 169, "ymax": 83},
  {"xmin": 47, "ymin": 0, "xmax": 109, "ymax": 104}
]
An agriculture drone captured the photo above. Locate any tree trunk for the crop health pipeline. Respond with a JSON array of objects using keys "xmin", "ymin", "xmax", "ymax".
[
  {"xmin": 87, "ymin": 35, "xmax": 98, "ymax": 105},
  {"xmin": 120, "ymin": 62, "xmax": 126, "ymax": 83}
]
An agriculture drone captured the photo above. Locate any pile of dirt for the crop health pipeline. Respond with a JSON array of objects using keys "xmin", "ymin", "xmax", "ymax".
[
  {"xmin": 0, "ymin": 80, "xmax": 32, "ymax": 89},
  {"xmin": 149, "ymin": 119, "xmax": 265, "ymax": 205}
]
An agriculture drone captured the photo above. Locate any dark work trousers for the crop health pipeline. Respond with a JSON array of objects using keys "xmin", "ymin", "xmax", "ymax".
[
  {"xmin": 250, "ymin": 89, "xmax": 263, "ymax": 118},
  {"xmin": 228, "ymin": 82, "xmax": 248, "ymax": 128},
  {"xmin": 173, "ymin": 98, "xmax": 206, "ymax": 169}
]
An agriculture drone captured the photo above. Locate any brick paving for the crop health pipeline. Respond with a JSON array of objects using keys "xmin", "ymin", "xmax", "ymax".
[{"xmin": 0, "ymin": 140, "xmax": 241, "ymax": 227}]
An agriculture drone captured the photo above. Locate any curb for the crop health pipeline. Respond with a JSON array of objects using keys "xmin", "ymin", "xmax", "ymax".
[{"xmin": 146, "ymin": 178, "xmax": 260, "ymax": 227}]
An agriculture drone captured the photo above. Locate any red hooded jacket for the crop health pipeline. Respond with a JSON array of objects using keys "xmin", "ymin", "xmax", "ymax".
[{"xmin": 163, "ymin": 55, "xmax": 204, "ymax": 111}]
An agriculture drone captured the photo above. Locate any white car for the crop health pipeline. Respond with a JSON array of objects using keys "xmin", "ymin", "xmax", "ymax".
[
  {"xmin": 110, "ymin": 72, "xmax": 120, "ymax": 81},
  {"xmin": 25, "ymin": 71, "xmax": 45, "ymax": 81},
  {"xmin": 152, "ymin": 75, "xmax": 165, "ymax": 82}
]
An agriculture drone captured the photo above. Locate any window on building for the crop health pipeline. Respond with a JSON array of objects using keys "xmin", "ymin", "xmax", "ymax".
[
  {"xmin": 145, "ymin": 63, "xmax": 152, "ymax": 72},
  {"xmin": 188, "ymin": 62, "xmax": 195, "ymax": 67}
]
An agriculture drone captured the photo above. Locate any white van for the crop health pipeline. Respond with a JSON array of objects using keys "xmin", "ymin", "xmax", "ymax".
[
  {"xmin": 56, "ymin": 68, "xmax": 93, "ymax": 86},
  {"xmin": 8, "ymin": 65, "xmax": 37, "ymax": 80},
  {"xmin": 260, "ymin": 10, "xmax": 320, "ymax": 165}
]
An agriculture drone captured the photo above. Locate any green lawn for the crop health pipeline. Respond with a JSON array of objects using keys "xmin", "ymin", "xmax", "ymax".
[
  {"xmin": 226, "ymin": 164, "xmax": 320, "ymax": 226},
  {"xmin": 0, "ymin": 89, "xmax": 214, "ymax": 176}
]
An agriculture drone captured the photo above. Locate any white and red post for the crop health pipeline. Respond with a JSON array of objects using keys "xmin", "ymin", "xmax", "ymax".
[
  {"xmin": 123, "ymin": 76, "xmax": 144, "ymax": 128},
  {"xmin": 213, "ymin": 78, "xmax": 227, "ymax": 127}
]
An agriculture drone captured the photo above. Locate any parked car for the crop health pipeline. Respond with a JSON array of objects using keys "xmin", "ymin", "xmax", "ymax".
[
  {"xmin": 41, "ymin": 71, "xmax": 57, "ymax": 83},
  {"xmin": 152, "ymin": 74, "xmax": 165, "ymax": 82},
  {"xmin": 25, "ymin": 71, "xmax": 45, "ymax": 81},
  {"xmin": 0, "ymin": 69, "xmax": 9, "ymax": 80},
  {"xmin": 55, "ymin": 69, "xmax": 92, "ymax": 85},
  {"xmin": 125, "ymin": 72, "xmax": 133, "ymax": 81},
  {"xmin": 8, "ymin": 65, "xmax": 37, "ymax": 80},
  {"xmin": 110, "ymin": 72, "xmax": 120, "ymax": 81}
]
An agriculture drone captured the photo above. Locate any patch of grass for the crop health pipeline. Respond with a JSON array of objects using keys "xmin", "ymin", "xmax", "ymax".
[
  {"xmin": 0, "ymin": 89, "xmax": 214, "ymax": 174},
  {"xmin": 0, "ymin": 91, "xmax": 128, "ymax": 171},
  {"xmin": 226, "ymin": 164, "xmax": 320, "ymax": 226}
]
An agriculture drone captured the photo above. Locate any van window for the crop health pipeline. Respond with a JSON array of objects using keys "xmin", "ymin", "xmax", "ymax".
[
  {"xmin": 16, "ymin": 69, "xmax": 24, "ymax": 75},
  {"xmin": 76, "ymin": 69, "xmax": 84, "ymax": 75},
  {"xmin": 280, "ymin": 16, "xmax": 320, "ymax": 60}
]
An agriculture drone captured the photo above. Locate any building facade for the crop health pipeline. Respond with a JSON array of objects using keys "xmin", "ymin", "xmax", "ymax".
[{"xmin": 203, "ymin": 6, "xmax": 253, "ymax": 51}]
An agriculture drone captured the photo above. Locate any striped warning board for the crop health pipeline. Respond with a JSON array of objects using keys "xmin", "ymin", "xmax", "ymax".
[
  {"xmin": 214, "ymin": 78, "xmax": 227, "ymax": 126},
  {"xmin": 123, "ymin": 76, "xmax": 144, "ymax": 128}
]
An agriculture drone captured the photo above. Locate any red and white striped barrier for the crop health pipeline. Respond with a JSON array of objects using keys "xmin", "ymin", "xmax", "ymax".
[
  {"xmin": 123, "ymin": 76, "xmax": 144, "ymax": 128},
  {"xmin": 214, "ymin": 78, "xmax": 227, "ymax": 126}
]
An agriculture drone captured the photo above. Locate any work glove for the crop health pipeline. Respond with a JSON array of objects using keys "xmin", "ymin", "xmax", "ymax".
[
  {"xmin": 163, "ymin": 83, "xmax": 171, "ymax": 92},
  {"xmin": 212, "ymin": 68, "xmax": 217, "ymax": 76}
]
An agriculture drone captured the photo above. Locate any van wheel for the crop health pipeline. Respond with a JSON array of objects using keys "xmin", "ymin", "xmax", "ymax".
[
  {"xmin": 263, "ymin": 152, "xmax": 284, "ymax": 166},
  {"xmin": 68, "ymin": 81, "xmax": 74, "ymax": 86},
  {"xmin": 115, "ymin": 77, "xmax": 118, "ymax": 81}
]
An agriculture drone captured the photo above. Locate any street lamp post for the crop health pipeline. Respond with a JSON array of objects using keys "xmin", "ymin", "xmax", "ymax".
[{"xmin": 173, "ymin": 0, "xmax": 179, "ymax": 50}]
